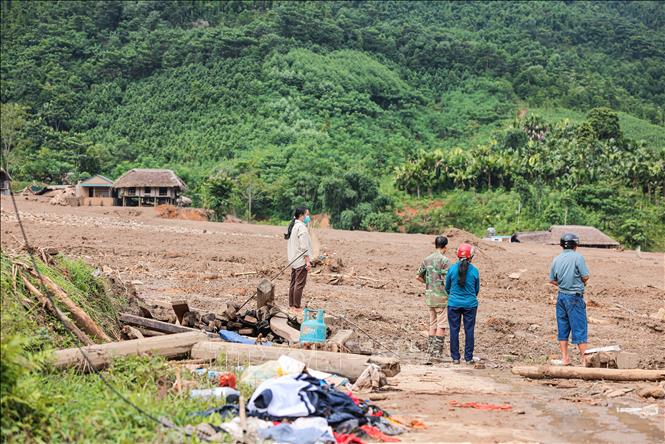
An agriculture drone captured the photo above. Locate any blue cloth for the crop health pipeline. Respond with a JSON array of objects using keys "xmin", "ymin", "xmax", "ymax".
[
  {"xmin": 549, "ymin": 249, "xmax": 589, "ymax": 295},
  {"xmin": 448, "ymin": 306, "xmax": 477, "ymax": 362},
  {"xmin": 218, "ymin": 330, "xmax": 272, "ymax": 346},
  {"xmin": 556, "ymin": 292, "xmax": 588, "ymax": 344},
  {"xmin": 445, "ymin": 262, "xmax": 480, "ymax": 308}
]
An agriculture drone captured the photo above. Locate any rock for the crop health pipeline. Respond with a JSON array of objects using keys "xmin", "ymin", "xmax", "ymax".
[
  {"xmin": 616, "ymin": 352, "xmax": 640, "ymax": 369},
  {"xmin": 637, "ymin": 385, "xmax": 665, "ymax": 399},
  {"xmin": 508, "ymin": 272, "xmax": 521, "ymax": 280},
  {"xmin": 588, "ymin": 316, "xmax": 610, "ymax": 325},
  {"xmin": 649, "ymin": 308, "xmax": 665, "ymax": 321},
  {"xmin": 527, "ymin": 324, "xmax": 540, "ymax": 333}
]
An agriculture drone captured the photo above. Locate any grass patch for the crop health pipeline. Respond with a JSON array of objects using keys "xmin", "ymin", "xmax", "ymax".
[{"xmin": 1, "ymin": 250, "xmax": 236, "ymax": 442}]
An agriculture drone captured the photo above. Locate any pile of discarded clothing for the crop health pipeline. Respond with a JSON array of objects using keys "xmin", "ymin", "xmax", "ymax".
[{"xmin": 181, "ymin": 356, "xmax": 405, "ymax": 443}]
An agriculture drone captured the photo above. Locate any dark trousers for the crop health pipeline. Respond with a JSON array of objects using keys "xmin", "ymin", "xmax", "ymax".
[
  {"xmin": 288, "ymin": 266, "xmax": 308, "ymax": 308},
  {"xmin": 448, "ymin": 306, "xmax": 478, "ymax": 362}
]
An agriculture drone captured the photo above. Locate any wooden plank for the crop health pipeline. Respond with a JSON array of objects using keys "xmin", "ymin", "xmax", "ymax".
[
  {"xmin": 171, "ymin": 300, "xmax": 189, "ymax": 325},
  {"xmin": 243, "ymin": 315, "xmax": 258, "ymax": 325},
  {"xmin": 190, "ymin": 341, "xmax": 400, "ymax": 382},
  {"xmin": 269, "ymin": 312, "xmax": 300, "ymax": 343},
  {"xmin": 328, "ymin": 330, "xmax": 354, "ymax": 346},
  {"xmin": 53, "ymin": 331, "xmax": 209, "ymax": 370},
  {"xmin": 512, "ymin": 365, "xmax": 665, "ymax": 381},
  {"xmin": 119, "ymin": 313, "xmax": 199, "ymax": 334}
]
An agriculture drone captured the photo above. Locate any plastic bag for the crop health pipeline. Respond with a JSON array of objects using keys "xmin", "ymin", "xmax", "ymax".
[{"xmin": 240, "ymin": 355, "xmax": 306, "ymax": 386}]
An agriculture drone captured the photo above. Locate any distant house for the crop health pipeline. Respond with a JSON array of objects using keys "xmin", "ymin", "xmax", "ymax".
[
  {"xmin": 76, "ymin": 175, "xmax": 114, "ymax": 206},
  {"xmin": 516, "ymin": 225, "xmax": 620, "ymax": 249},
  {"xmin": 0, "ymin": 169, "xmax": 11, "ymax": 195},
  {"xmin": 113, "ymin": 169, "xmax": 186, "ymax": 206}
]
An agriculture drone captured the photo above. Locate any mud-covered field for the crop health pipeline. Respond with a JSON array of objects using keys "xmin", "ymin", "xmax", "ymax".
[{"xmin": 2, "ymin": 197, "xmax": 663, "ymax": 443}]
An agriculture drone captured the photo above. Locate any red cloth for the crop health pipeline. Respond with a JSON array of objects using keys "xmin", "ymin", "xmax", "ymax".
[
  {"xmin": 449, "ymin": 400, "xmax": 512, "ymax": 411},
  {"xmin": 334, "ymin": 432, "xmax": 365, "ymax": 444},
  {"xmin": 218, "ymin": 373, "xmax": 237, "ymax": 389},
  {"xmin": 359, "ymin": 425, "xmax": 400, "ymax": 442}
]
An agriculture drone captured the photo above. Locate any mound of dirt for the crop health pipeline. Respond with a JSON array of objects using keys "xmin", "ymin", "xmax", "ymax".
[
  {"xmin": 443, "ymin": 227, "xmax": 504, "ymax": 251},
  {"xmin": 155, "ymin": 204, "xmax": 211, "ymax": 221},
  {"xmin": 485, "ymin": 316, "xmax": 515, "ymax": 334},
  {"xmin": 49, "ymin": 187, "xmax": 79, "ymax": 206}
]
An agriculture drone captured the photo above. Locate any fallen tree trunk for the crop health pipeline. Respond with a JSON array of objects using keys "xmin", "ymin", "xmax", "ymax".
[
  {"xmin": 190, "ymin": 341, "xmax": 400, "ymax": 382},
  {"xmin": 28, "ymin": 269, "xmax": 111, "ymax": 342},
  {"xmin": 22, "ymin": 275, "xmax": 94, "ymax": 346},
  {"xmin": 53, "ymin": 331, "xmax": 209, "ymax": 370},
  {"xmin": 119, "ymin": 313, "xmax": 201, "ymax": 335},
  {"xmin": 512, "ymin": 365, "xmax": 665, "ymax": 381}
]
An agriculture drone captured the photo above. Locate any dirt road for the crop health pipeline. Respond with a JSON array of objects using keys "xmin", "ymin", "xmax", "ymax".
[{"xmin": 2, "ymin": 197, "xmax": 663, "ymax": 442}]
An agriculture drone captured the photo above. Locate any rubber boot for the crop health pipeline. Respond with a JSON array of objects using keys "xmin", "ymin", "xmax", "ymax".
[
  {"xmin": 432, "ymin": 336, "xmax": 445, "ymax": 361},
  {"xmin": 424, "ymin": 336, "xmax": 436, "ymax": 364}
]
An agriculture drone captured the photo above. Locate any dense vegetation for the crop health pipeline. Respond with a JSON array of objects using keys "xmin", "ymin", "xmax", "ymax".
[
  {"xmin": 0, "ymin": 250, "xmax": 221, "ymax": 442},
  {"xmin": 1, "ymin": 1, "xmax": 663, "ymax": 248}
]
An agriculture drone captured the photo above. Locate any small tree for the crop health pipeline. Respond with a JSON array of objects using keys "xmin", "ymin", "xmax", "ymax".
[
  {"xmin": 0, "ymin": 103, "xmax": 28, "ymax": 173},
  {"xmin": 202, "ymin": 170, "xmax": 235, "ymax": 221},
  {"xmin": 237, "ymin": 171, "xmax": 265, "ymax": 222}
]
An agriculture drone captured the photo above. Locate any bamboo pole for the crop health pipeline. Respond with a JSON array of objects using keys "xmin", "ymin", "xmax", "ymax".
[
  {"xmin": 27, "ymin": 269, "xmax": 111, "ymax": 342},
  {"xmin": 22, "ymin": 275, "xmax": 94, "ymax": 346}
]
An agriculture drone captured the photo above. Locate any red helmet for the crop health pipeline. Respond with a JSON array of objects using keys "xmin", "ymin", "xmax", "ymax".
[{"xmin": 457, "ymin": 243, "xmax": 474, "ymax": 259}]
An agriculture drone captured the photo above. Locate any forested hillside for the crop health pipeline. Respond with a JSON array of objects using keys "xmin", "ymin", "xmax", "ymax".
[{"xmin": 1, "ymin": 1, "xmax": 664, "ymax": 248}]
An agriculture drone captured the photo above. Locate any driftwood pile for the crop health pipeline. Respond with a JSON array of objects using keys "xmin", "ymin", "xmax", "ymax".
[{"xmin": 119, "ymin": 279, "xmax": 307, "ymax": 344}]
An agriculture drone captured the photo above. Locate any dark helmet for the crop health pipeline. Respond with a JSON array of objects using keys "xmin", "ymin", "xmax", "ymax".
[{"xmin": 560, "ymin": 232, "xmax": 579, "ymax": 249}]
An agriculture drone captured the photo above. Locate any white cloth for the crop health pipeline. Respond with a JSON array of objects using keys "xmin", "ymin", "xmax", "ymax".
[
  {"xmin": 287, "ymin": 220, "xmax": 312, "ymax": 269},
  {"xmin": 248, "ymin": 375, "xmax": 317, "ymax": 418}
]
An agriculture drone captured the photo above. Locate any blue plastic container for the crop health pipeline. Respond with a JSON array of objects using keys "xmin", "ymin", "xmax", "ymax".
[{"xmin": 300, "ymin": 308, "xmax": 326, "ymax": 344}]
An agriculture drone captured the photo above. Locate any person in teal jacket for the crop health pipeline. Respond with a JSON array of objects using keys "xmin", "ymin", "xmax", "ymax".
[{"xmin": 445, "ymin": 243, "xmax": 480, "ymax": 364}]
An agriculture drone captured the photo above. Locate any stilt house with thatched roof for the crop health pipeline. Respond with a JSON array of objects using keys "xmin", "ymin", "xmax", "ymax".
[{"xmin": 113, "ymin": 169, "xmax": 186, "ymax": 206}]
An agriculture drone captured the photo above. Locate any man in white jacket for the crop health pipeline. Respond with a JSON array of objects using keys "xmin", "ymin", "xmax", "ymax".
[{"xmin": 285, "ymin": 207, "xmax": 312, "ymax": 313}]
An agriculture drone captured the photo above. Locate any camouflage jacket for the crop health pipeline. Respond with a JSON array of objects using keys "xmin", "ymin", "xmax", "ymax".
[{"xmin": 417, "ymin": 251, "xmax": 451, "ymax": 308}]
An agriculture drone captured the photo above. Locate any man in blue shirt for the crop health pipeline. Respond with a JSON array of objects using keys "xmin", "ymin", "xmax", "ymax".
[{"xmin": 549, "ymin": 233, "xmax": 590, "ymax": 366}]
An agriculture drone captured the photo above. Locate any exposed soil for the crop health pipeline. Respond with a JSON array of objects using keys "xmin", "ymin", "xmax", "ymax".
[{"xmin": 2, "ymin": 197, "xmax": 663, "ymax": 443}]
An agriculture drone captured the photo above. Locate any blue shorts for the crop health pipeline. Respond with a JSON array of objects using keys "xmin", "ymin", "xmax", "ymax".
[{"xmin": 556, "ymin": 292, "xmax": 588, "ymax": 344}]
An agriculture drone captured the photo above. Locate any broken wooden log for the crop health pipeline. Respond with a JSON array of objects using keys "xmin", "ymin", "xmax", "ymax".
[
  {"xmin": 27, "ymin": 269, "xmax": 111, "ymax": 342},
  {"xmin": 256, "ymin": 279, "xmax": 274, "ymax": 309},
  {"xmin": 53, "ymin": 331, "xmax": 209, "ymax": 370},
  {"xmin": 232, "ymin": 271, "xmax": 257, "ymax": 277},
  {"xmin": 119, "ymin": 313, "xmax": 201, "ymax": 334},
  {"xmin": 136, "ymin": 328, "xmax": 166, "ymax": 337},
  {"xmin": 326, "ymin": 329, "xmax": 354, "ymax": 353},
  {"xmin": 22, "ymin": 275, "xmax": 94, "ymax": 346},
  {"xmin": 122, "ymin": 325, "xmax": 144, "ymax": 340},
  {"xmin": 190, "ymin": 341, "xmax": 400, "ymax": 382},
  {"xmin": 269, "ymin": 312, "xmax": 300, "ymax": 343},
  {"xmin": 512, "ymin": 365, "xmax": 665, "ymax": 381}
]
